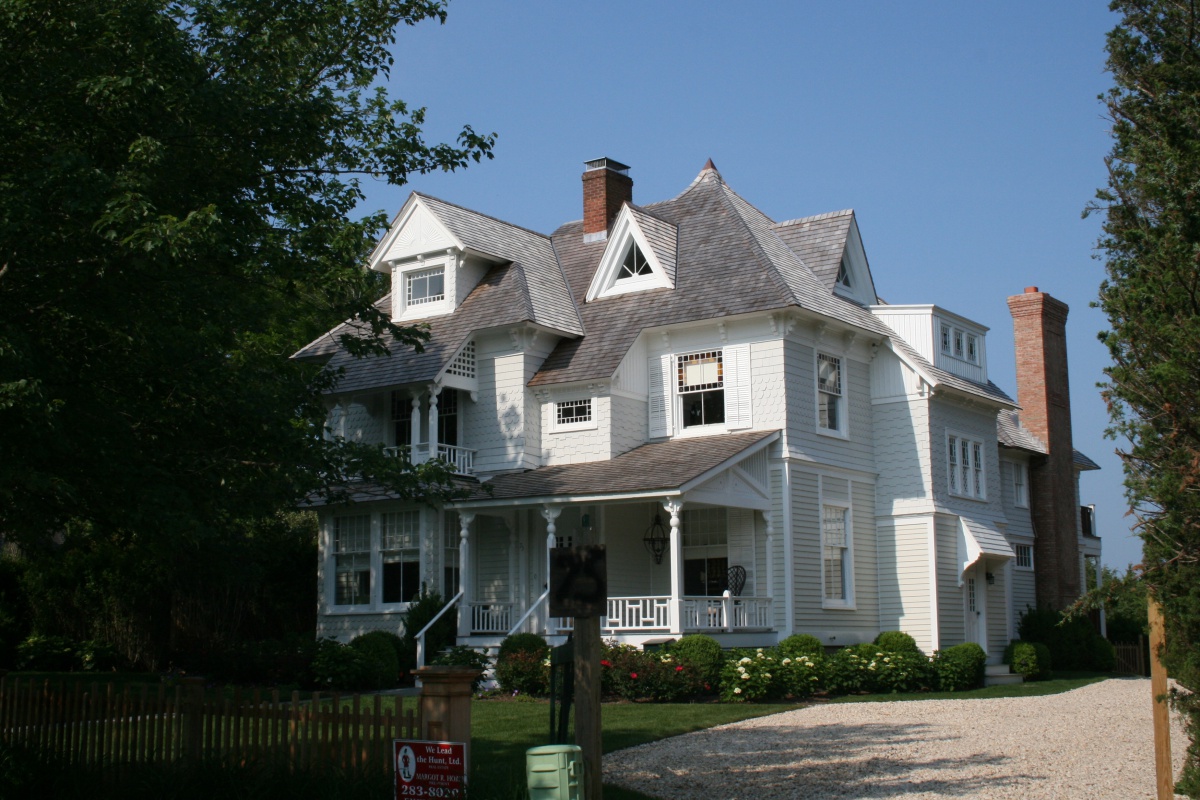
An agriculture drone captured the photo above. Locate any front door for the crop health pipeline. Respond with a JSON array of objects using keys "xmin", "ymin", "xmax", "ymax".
[{"xmin": 963, "ymin": 563, "xmax": 987, "ymax": 652}]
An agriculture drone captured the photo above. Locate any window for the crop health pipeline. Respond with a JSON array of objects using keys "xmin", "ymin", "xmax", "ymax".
[
  {"xmin": 677, "ymin": 351, "xmax": 724, "ymax": 428},
  {"xmin": 941, "ymin": 324, "xmax": 952, "ymax": 355},
  {"xmin": 406, "ymin": 266, "xmax": 445, "ymax": 306},
  {"xmin": 443, "ymin": 512, "xmax": 461, "ymax": 597},
  {"xmin": 953, "ymin": 329, "xmax": 964, "ymax": 359},
  {"xmin": 822, "ymin": 505, "xmax": 851, "ymax": 604},
  {"xmin": 966, "ymin": 334, "xmax": 978, "ymax": 364},
  {"xmin": 618, "ymin": 242, "xmax": 652, "ymax": 279},
  {"xmin": 682, "ymin": 508, "xmax": 728, "ymax": 596},
  {"xmin": 436, "ymin": 389, "xmax": 458, "ymax": 448},
  {"xmin": 556, "ymin": 398, "xmax": 592, "ymax": 427},
  {"xmin": 391, "ymin": 392, "xmax": 414, "ymax": 449},
  {"xmin": 1015, "ymin": 544, "xmax": 1034, "ymax": 569},
  {"xmin": 817, "ymin": 353, "xmax": 844, "ymax": 434},
  {"xmin": 948, "ymin": 434, "xmax": 986, "ymax": 499},
  {"xmin": 835, "ymin": 257, "xmax": 852, "ymax": 289},
  {"xmin": 333, "ymin": 516, "xmax": 371, "ymax": 606},
  {"xmin": 381, "ymin": 511, "xmax": 421, "ymax": 604},
  {"xmin": 1012, "ymin": 462, "xmax": 1028, "ymax": 507},
  {"xmin": 940, "ymin": 321, "xmax": 981, "ymax": 365}
]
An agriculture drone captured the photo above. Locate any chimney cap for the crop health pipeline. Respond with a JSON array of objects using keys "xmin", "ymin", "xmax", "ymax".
[
  {"xmin": 583, "ymin": 157, "xmax": 630, "ymax": 175},
  {"xmin": 1024, "ymin": 286, "xmax": 1040, "ymax": 294}
]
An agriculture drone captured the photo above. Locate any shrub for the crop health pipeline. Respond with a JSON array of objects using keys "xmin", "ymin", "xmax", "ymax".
[
  {"xmin": 17, "ymin": 634, "xmax": 77, "ymax": 671},
  {"xmin": 932, "ymin": 643, "xmax": 986, "ymax": 691},
  {"xmin": 600, "ymin": 643, "xmax": 697, "ymax": 702},
  {"xmin": 774, "ymin": 653, "xmax": 823, "ymax": 699},
  {"xmin": 77, "ymin": 639, "xmax": 122, "ymax": 672},
  {"xmin": 431, "ymin": 646, "xmax": 491, "ymax": 692},
  {"xmin": 667, "ymin": 634, "xmax": 723, "ymax": 690},
  {"xmin": 498, "ymin": 633, "xmax": 549, "ymax": 661},
  {"xmin": 873, "ymin": 631, "xmax": 923, "ymax": 655},
  {"xmin": 777, "ymin": 634, "xmax": 825, "ymax": 661},
  {"xmin": 1004, "ymin": 640, "xmax": 1052, "ymax": 681},
  {"xmin": 822, "ymin": 643, "xmax": 932, "ymax": 695},
  {"xmin": 823, "ymin": 644, "xmax": 883, "ymax": 694},
  {"xmin": 495, "ymin": 634, "xmax": 550, "ymax": 697},
  {"xmin": 311, "ymin": 638, "xmax": 375, "ymax": 690},
  {"xmin": 1086, "ymin": 635, "xmax": 1116, "ymax": 672},
  {"xmin": 400, "ymin": 590, "xmax": 456, "ymax": 672},
  {"xmin": 720, "ymin": 649, "xmax": 778, "ymax": 702},
  {"xmin": 350, "ymin": 631, "xmax": 402, "ymax": 688},
  {"xmin": 1018, "ymin": 606, "xmax": 1113, "ymax": 671}
]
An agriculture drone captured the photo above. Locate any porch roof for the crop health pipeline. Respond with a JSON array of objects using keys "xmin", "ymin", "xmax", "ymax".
[{"xmin": 453, "ymin": 429, "xmax": 780, "ymax": 508}]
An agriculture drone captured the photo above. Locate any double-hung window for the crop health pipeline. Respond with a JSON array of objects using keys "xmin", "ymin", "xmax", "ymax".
[
  {"xmin": 333, "ymin": 515, "xmax": 372, "ymax": 606},
  {"xmin": 677, "ymin": 351, "xmax": 725, "ymax": 428},
  {"xmin": 1015, "ymin": 543, "xmax": 1034, "ymax": 569},
  {"xmin": 948, "ymin": 434, "xmax": 986, "ymax": 500},
  {"xmin": 1012, "ymin": 462, "xmax": 1028, "ymax": 507},
  {"xmin": 822, "ymin": 504, "xmax": 851, "ymax": 605},
  {"xmin": 817, "ymin": 353, "xmax": 845, "ymax": 434},
  {"xmin": 381, "ymin": 511, "xmax": 421, "ymax": 604}
]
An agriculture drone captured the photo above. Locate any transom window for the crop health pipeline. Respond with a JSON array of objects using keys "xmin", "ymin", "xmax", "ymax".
[
  {"xmin": 678, "ymin": 351, "xmax": 724, "ymax": 428},
  {"xmin": 618, "ymin": 242, "xmax": 652, "ymax": 279},
  {"xmin": 556, "ymin": 398, "xmax": 592, "ymax": 427},
  {"xmin": 817, "ymin": 353, "xmax": 844, "ymax": 433},
  {"xmin": 948, "ymin": 434, "xmax": 986, "ymax": 499},
  {"xmin": 333, "ymin": 516, "xmax": 371, "ymax": 605},
  {"xmin": 381, "ymin": 511, "xmax": 421, "ymax": 604},
  {"xmin": 406, "ymin": 266, "xmax": 445, "ymax": 306}
]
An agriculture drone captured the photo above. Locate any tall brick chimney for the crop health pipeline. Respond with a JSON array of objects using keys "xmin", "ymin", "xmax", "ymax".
[
  {"xmin": 582, "ymin": 157, "xmax": 632, "ymax": 242},
  {"xmin": 1007, "ymin": 286, "xmax": 1081, "ymax": 610}
]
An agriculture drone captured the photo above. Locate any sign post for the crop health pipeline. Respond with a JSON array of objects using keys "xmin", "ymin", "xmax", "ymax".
[
  {"xmin": 549, "ymin": 545, "xmax": 606, "ymax": 800},
  {"xmin": 394, "ymin": 739, "xmax": 467, "ymax": 799},
  {"xmin": 1149, "ymin": 596, "xmax": 1173, "ymax": 800}
]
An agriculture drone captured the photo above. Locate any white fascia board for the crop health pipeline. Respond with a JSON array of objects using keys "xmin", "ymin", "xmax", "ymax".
[
  {"xmin": 450, "ymin": 488, "xmax": 684, "ymax": 510},
  {"xmin": 585, "ymin": 206, "xmax": 673, "ymax": 302},
  {"xmin": 368, "ymin": 195, "xmax": 465, "ymax": 274}
]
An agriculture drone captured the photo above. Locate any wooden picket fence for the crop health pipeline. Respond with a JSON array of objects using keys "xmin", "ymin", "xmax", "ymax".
[
  {"xmin": 0, "ymin": 676, "xmax": 419, "ymax": 773},
  {"xmin": 1113, "ymin": 637, "xmax": 1149, "ymax": 676}
]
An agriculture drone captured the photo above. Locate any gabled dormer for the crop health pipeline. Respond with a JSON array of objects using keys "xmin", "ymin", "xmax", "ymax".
[
  {"xmin": 584, "ymin": 204, "xmax": 678, "ymax": 301},
  {"xmin": 772, "ymin": 209, "xmax": 878, "ymax": 306},
  {"xmin": 366, "ymin": 194, "xmax": 493, "ymax": 323}
]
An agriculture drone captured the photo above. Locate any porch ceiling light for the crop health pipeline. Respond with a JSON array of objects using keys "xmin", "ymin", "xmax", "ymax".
[{"xmin": 644, "ymin": 514, "xmax": 669, "ymax": 565}]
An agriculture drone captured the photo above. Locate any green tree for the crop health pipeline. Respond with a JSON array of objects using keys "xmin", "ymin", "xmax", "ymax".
[
  {"xmin": 1092, "ymin": 1, "xmax": 1200, "ymax": 793},
  {"xmin": 0, "ymin": 0, "xmax": 493, "ymax": 666}
]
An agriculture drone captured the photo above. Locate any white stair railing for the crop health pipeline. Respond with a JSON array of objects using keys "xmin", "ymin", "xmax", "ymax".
[{"xmin": 415, "ymin": 590, "xmax": 463, "ymax": 680}]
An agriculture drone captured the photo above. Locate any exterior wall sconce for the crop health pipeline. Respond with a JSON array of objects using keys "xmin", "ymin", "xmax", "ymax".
[
  {"xmin": 986, "ymin": 572, "xmax": 996, "ymax": 585},
  {"xmin": 643, "ymin": 514, "xmax": 668, "ymax": 564}
]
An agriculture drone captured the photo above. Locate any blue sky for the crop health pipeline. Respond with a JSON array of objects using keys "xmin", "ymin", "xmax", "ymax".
[{"xmin": 357, "ymin": 1, "xmax": 1139, "ymax": 571}]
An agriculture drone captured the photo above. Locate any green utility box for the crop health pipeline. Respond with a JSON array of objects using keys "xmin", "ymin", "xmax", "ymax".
[{"xmin": 526, "ymin": 744, "xmax": 584, "ymax": 800}]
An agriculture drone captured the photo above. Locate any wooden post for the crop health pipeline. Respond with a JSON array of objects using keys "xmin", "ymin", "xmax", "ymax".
[
  {"xmin": 574, "ymin": 614, "xmax": 603, "ymax": 800},
  {"xmin": 1149, "ymin": 596, "xmax": 1173, "ymax": 800}
]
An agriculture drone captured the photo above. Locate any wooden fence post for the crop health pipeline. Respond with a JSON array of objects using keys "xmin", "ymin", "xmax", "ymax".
[
  {"xmin": 413, "ymin": 666, "xmax": 479, "ymax": 767},
  {"xmin": 181, "ymin": 677, "xmax": 206, "ymax": 767},
  {"xmin": 1148, "ymin": 596, "xmax": 1173, "ymax": 800}
]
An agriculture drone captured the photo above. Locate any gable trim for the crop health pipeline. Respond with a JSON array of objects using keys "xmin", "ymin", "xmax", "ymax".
[{"xmin": 585, "ymin": 205, "xmax": 675, "ymax": 301}]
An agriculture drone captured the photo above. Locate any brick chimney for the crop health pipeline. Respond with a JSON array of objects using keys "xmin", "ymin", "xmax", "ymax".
[
  {"xmin": 1007, "ymin": 286, "xmax": 1081, "ymax": 610},
  {"xmin": 582, "ymin": 157, "xmax": 632, "ymax": 242}
]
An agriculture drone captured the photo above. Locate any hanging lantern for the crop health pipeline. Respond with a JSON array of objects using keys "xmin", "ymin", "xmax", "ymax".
[{"xmin": 643, "ymin": 513, "xmax": 669, "ymax": 565}]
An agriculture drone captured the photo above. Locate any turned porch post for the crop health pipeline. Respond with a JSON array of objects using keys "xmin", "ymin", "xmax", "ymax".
[
  {"xmin": 664, "ymin": 499, "xmax": 683, "ymax": 634},
  {"xmin": 541, "ymin": 505, "xmax": 562, "ymax": 632},
  {"xmin": 456, "ymin": 512, "xmax": 474, "ymax": 639},
  {"xmin": 427, "ymin": 383, "xmax": 441, "ymax": 459}
]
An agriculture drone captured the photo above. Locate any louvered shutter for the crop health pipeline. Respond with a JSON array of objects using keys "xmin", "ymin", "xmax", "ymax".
[
  {"xmin": 723, "ymin": 343, "xmax": 752, "ymax": 429},
  {"xmin": 727, "ymin": 508, "xmax": 755, "ymax": 595},
  {"xmin": 648, "ymin": 354, "xmax": 674, "ymax": 438}
]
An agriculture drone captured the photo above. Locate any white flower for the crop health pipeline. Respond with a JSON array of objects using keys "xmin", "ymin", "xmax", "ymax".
[
  {"xmin": 781, "ymin": 658, "xmax": 792, "ymax": 666},
  {"xmin": 741, "ymin": 673, "xmax": 750, "ymax": 680},
  {"xmin": 739, "ymin": 657, "xmax": 751, "ymax": 664},
  {"xmin": 733, "ymin": 687, "xmax": 742, "ymax": 694},
  {"xmin": 764, "ymin": 673, "xmax": 772, "ymax": 680},
  {"xmin": 805, "ymin": 662, "xmax": 815, "ymax": 668},
  {"xmin": 737, "ymin": 666, "xmax": 746, "ymax": 674}
]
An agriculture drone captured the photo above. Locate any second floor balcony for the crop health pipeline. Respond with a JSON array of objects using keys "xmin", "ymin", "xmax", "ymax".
[{"xmin": 384, "ymin": 442, "xmax": 476, "ymax": 476}]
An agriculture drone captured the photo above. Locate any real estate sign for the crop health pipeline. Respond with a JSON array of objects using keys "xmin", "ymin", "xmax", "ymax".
[{"xmin": 394, "ymin": 739, "xmax": 467, "ymax": 799}]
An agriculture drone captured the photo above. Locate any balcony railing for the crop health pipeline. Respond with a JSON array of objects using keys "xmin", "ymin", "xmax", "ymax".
[
  {"xmin": 384, "ymin": 443, "xmax": 476, "ymax": 475},
  {"xmin": 469, "ymin": 602, "xmax": 513, "ymax": 634}
]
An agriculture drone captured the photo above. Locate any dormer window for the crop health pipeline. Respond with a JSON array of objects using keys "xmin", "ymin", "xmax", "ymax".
[
  {"xmin": 407, "ymin": 266, "xmax": 445, "ymax": 306},
  {"xmin": 836, "ymin": 257, "xmax": 852, "ymax": 289},
  {"xmin": 619, "ymin": 243, "xmax": 653, "ymax": 279},
  {"xmin": 966, "ymin": 334, "xmax": 978, "ymax": 363}
]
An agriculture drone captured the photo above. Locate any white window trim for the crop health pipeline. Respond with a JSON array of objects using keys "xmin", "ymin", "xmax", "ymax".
[
  {"xmin": 1014, "ymin": 542, "xmax": 1035, "ymax": 570},
  {"xmin": 552, "ymin": 397, "xmax": 597, "ymax": 432},
  {"xmin": 586, "ymin": 209, "xmax": 673, "ymax": 301},
  {"xmin": 393, "ymin": 255, "xmax": 454, "ymax": 321},
  {"xmin": 814, "ymin": 351, "xmax": 849, "ymax": 439},
  {"xmin": 947, "ymin": 431, "xmax": 988, "ymax": 502},
  {"xmin": 326, "ymin": 509, "xmax": 426, "ymax": 614},
  {"xmin": 1011, "ymin": 460, "xmax": 1029, "ymax": 508},
  {"xmin": 939, "ymin": 320, "xmax": 982, "ymax": 366},
  {"xmin": 819, "ymin": 479, "xmax": 856, "ymax": 610}
]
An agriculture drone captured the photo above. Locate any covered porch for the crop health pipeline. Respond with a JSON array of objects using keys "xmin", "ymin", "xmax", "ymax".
[{"xmin": 443, "ymin": 430, "xmax": 782, "ymax": 651}]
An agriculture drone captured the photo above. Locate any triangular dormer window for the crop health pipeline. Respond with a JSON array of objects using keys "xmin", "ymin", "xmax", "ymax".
[
  {"xmin": 619, "ymin": 242, "xmax": 653, "ymax": 279},
  {"xmin": 836, "ymin": 257, "xmax": 852, "ymax": 289},
  {"xmin": 585, "ymin": 205, "xmax": 677, "ymax": 301}
]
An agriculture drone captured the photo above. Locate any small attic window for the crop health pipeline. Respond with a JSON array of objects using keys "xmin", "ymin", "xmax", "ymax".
[
  {"xmin": 835, "ymin": 257, "xmax": 852, "ymax": 289},
  {"xmin": 407, "ymin": 266, "xmax": 445, "ymax": 306},
  {"xmin": 618, "ymin": 242, "xmax": 652, "ymax": 279}
]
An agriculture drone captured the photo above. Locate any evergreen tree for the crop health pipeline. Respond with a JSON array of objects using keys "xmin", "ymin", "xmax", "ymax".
[{"xmin": 1093, "ymin": 1, "xmax": 1200, "ymax": 792}]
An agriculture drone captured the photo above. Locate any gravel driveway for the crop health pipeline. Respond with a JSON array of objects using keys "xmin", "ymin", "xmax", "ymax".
[{"xmin": 603, "ymin": 678, "xmax": 1189, "ymax": 799}]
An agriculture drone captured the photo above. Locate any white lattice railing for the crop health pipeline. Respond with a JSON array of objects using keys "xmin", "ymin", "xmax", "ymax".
[
  {"xmin": 383, "ymin": 443, "xmax": 476, "ymax": 475},
  {"xmin": 681, "ymin": 595, "xmax": 773, "ymax": 631},
  {"xmin": 470, "ymin": 602, "xmax": 513, "ymax": 634},
  {"xmin": 552, "ymin": 596, "xmax": 671, "ymax": 634}
]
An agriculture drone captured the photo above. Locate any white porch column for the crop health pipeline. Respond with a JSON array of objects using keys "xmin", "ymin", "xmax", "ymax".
[
  {"xmin": 428, "ymin": 383, "xmax": 442, "ymax": 459},
  {"xmin": 456, "ymin": 511, "xmax": 475, "ymax": 639},
  {"xmin": 762, "ymin": 510, "xmax": 774, "ymax": 603},
  {"xmin": 409, "ymin": 392, "xmax": 421, "ymax": 460},
  {"xmin": 663, "ymin": 499, "xmax": 684, "ymax": 634},
  {"xmin": 541, "ymin": 505, "xmax": 562, "ymax": 633},
  {"xmin": 508, "ymin": 524, "xmax": 518, "ymax": 606}
]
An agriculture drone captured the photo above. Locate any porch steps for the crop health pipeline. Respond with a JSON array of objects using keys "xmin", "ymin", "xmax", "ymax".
[{"xmin": 984, "ymin": 663, "xmax": 1024, "ymax": 687}]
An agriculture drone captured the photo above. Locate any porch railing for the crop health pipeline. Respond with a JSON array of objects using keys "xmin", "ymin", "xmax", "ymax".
[
  {"xmin": 469, "ymin": 602, "xmax": 513, "ymax": 634},
  {"xmin": 383, "ymin": 443, "xmax": 476, "ymax": 475},
  {"xmin": 681, "ymin": 594, "xmax": 773, "ymax": 631}
]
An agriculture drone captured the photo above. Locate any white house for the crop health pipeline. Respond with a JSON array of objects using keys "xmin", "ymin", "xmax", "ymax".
[{"xmin": 295, "ymin": 158, "xmax": 1101, "ymax": 662}]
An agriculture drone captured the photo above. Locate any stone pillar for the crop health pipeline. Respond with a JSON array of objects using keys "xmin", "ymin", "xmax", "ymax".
[{"xmin": 414, "ymin": 666, "xmax": 481, "ymax": 766}]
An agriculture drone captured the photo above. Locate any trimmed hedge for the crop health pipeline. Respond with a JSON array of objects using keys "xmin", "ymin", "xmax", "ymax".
[
  {"xmin": 1003, "ymin": 640, "xmax": 1053, "ymax": 681},
  {"xmin": 873, "ymin": 631, "xmax": 922, "ymax": 655},
  {"xmin": 932, "ymin": 643, "xmax": 986, "ymax": 691},
  {"xmin": 667, "ymin": 634, "xmax": 723, "ymax": 690}
]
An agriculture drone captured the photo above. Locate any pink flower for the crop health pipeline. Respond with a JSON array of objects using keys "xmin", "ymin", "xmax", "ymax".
[{"xmin": 630, "ymin": 672, "xmax": 638, "ymax": 679}]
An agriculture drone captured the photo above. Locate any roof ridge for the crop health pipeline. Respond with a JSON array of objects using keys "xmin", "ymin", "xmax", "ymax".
[
  {"xmin": 775, "ymin": 209, "xmax": 855, "ymax": 227},
  {"xmin": 508, "ymin": 261, "xmax": 537, "ymax": 323},
  {"xmin": 625, "ymin": 202, "xmax": 678, "ymax": 227},
  {"xmin": 414, "ymin": 191, "xmax": 551, "ymax": 241}
]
